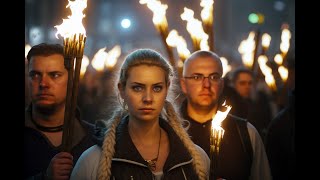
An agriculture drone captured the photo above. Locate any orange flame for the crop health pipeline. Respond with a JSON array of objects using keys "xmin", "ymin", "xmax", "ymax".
[
  {"xmin": 212, "ymin": 101, "xmax": 232, "ymax": 127},
  {"xmin": 200, "ymin": 0, "xmax": 214, "ymax": 25},
  {"xmin": 105, "ymin": 45, "xmax": 121, "ymax": 69},
  {"xmin": 139, "ymin": 0, "xmax": 168, "ymax": 28},
  {"xmin": 211, "ymin": 101, "xmax": 231, "ymax": 153},
  {"xmin": 92, "ymin": 47, "xmax": 108, "ymax": 72},
  {"xmin": 278, "ymin": 65, "xmax": 288, "ymax": 82},
  {"xmin": 220, "ymin": 57, "xmax": 231, "ymax": 77},
  {"xmin": 25, "ymin": 44, "xmax": 31, "ymax": 58},
  {"xmin": 166, "ymin": 30, "xmax": 190, "ymax": 60},
  {"xmin": 181, "ymin": 7, "xmax": 209, "ymax": 50}
]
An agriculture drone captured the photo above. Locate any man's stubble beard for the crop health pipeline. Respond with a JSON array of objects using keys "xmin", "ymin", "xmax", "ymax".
[{"xmin": 34, "ymin": 103, "xmax": 58, "ymax": 115}]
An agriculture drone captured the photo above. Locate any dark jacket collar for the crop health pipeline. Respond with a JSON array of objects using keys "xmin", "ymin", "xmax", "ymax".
[
  {"xmin": 180, "ymin": 99, "xmax": 213, "ymax": 124},
  {"xmin": 110, "ymin": 115, "xmax": 193, "ymax": 171},
  {"xmin": 25, "ymin": 103, "xmax": 91, "ymax": 149}
]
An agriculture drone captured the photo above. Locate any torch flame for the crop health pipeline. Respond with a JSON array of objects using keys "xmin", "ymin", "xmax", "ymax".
[
  {"xmin": 80, "ymin": 55, "xmax": 89, "ymax": 77},
  {"xmin": 220, "ymin": 57, "xmax": 231, "ymax": 77},
  {"xmin": 274, "ymin": 54, "xmax": 283, "ymax": 65},
  {"xmin": 25, "ymin": 44, "xmax": 31, "ymax": 58},
  {"xmin": 210, "ymin": 100, "xmax": 231, "ymax": 154},
  {"xmin": 238, "ymin": 31, "xmax": 256, "ymax": 68},
  {"xmin": 258, "ymin": 55, "xmax": 277, "ymax": 91},
  {"xmin": 105, "ymin": 45, "xmax": 121, "ymax": 68},
  {"xmin": 166, "ymin": 30, "xmax": 190, "ymax": 60},
  {"xmin": 91, "ymin": 47, "xmax": 108, "ymax": 72},
  {"xmin": 278, "ymin": 65, "xmax": 288, "ymax": 82},
  {"xmin": 200, "ymin": 0, "xmax": 214, "ymax": 25},
  {"xmin": 280, "ymin": 24, "xmax": 291, "ymax": 57},
  {"xmin": 139, "ymin": 0, "xmax": 168, "ymax": 26},
  {"xmin": 261, "ymin": 33, "xmax": 271, "ymax": 49},
  {"xmin": 181, "ymin": 7, "xmax": 209, "ymax": 50},
  {"xmin": 212, "ymin": 101, "xmax": 232, "ymax": 128},
  {"xmin": 55, "ymin": 0, "xmax": 87, "ymax": 40}
]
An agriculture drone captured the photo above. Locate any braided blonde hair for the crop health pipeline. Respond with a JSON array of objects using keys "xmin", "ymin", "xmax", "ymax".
[
  {"xmin": 97, "ymin": 49, "xmax": 207, "ymax": 179},
  {"xmin": 163, "ymin": 100, "xmax": 207, "ymax": 180},
  {"xmin": 97, "ymin": 108, "xmax": 125, "ymax": 180}
]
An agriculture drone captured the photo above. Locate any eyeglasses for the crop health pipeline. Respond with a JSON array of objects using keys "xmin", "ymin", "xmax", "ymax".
[{"xmin": 184, "ymin": 74, "xmax": 222, "ymax": 84}]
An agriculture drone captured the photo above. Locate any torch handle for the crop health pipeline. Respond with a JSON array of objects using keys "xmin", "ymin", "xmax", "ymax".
[
  {"xmin": 61, "ymin": 56, "xmax": 75, "ymax": 152},
  {"xmin": 65, "ymin": 56, "xmax": 83, "ymax": 152},
  {"xmin": 252, "ymin": 29, "xmax": 261, "ymax": 74}
]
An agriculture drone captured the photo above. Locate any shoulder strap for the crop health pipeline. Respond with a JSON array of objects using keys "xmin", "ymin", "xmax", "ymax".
[{"xmin": 232, "ymin": 115, "xmax": 253, "ymax": 166}]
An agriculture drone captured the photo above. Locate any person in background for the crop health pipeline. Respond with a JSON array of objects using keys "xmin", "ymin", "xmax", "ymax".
[
  {"xmin": 229, "ymin": 67, "xmax": 273, "ymax": 141},
  {"xmin": 265, "ymin": 57, "xmax": 295, "ymax": 180},
  {"xmin": 70, "ymin": 49, "xmax": 210, "ymax": 180},
  {"xmin": 179, "ymin": 50, "xmax": 272, "ymax": 180},
  {"xmin": 24, "ymin": 43, "xmax": 95, "ymax": 180}
]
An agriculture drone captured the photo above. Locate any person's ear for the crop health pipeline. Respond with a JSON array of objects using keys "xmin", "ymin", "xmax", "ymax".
[{"xmin": 180, "ymin": 78, "xmax": 187, "ymax": 94}]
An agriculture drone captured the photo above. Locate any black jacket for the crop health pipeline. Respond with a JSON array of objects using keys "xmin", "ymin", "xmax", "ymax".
[
  {"xmin": 24, "ymin": 105, "xmax": 96, "ymax": 179},
  {"xmin": 94, "ymin": 116, "xmax": 200, "ymax": 180},
  {"xmin": 180, "ymin": 100, "xmax": 252, "ymax": 180}
]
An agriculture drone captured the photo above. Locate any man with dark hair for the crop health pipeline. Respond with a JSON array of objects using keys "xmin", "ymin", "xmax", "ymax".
[
  {"xmin": 229, "ymin": 67, "xmax": 273, "ymax": 141},
  {"xmin": 24, "ymin": 43, "xmax": 95, "ymax": 179},
  {"xmin": 179, "ymin": 50, "xmax": 271, "ymax": 180}
]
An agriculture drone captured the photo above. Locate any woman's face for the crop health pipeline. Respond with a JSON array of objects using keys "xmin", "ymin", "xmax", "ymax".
[{"xmin": 119, "ymin": 65, "xmax": 168, "ymax": 123}]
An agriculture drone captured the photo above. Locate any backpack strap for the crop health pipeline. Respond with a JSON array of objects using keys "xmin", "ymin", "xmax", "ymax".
[{"xmin": 230, "ymin": 114, "xmax": 253, "ymax": 166}]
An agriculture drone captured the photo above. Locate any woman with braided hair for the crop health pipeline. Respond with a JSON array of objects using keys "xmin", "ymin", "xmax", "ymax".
[{"xmin": 70, "ymin": 48, "xmax": 210, "ymax": 180}]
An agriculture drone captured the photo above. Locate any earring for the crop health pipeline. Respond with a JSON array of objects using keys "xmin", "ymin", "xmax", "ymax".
[{"xmin": 121, "ymin": 99, "xmax": 128, "ymax": 111}]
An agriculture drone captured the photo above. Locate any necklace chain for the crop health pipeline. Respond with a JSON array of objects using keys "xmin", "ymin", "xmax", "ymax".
[
  {"xmin": 31, "ymin": 117, "xmax": 63, "ymax": 132},
  {"xmin": 145, "ymin": 128, "xmax": 161, "ymax": 171}
]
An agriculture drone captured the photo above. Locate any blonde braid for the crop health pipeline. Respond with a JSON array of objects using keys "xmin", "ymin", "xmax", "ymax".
[
  {"xmin": 97, "ymin": 109, "xmax": 124, "ymax": 180},
  {"xmin": 164, "ymin": 100, "xmax": 207, "ymax": 180}
]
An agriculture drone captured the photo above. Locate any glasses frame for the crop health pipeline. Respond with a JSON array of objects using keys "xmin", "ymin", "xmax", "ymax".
[{"xmin": 183, "ymin": 74, "xmax": 222, "ymax": 84}]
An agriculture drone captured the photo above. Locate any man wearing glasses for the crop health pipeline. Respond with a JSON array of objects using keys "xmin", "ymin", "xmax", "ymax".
[{"xmin": 179, "ymin": 50, "xmax": 271, "ymax": 180}]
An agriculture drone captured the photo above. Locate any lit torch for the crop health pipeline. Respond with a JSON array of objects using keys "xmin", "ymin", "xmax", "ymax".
[
  {"xmin": 166, "ymin": 29, "xmax": 190, "ymax": 77},
  {"xmin": 280, "ymin": 23, "xmax": 291, "ymax": 62},
  {"xmin": 200, "ymin": 0, "xmax": 214, "ymax": 51},
  {"xmin": 261, "ymin": 33, "xmax": 271, "ymax": 55},
  {"xmin": 139, "ymin": 0, "xmax": 175, "ymax": 67},
  {"xmin": 210, "ymin": 101, "xmax": 232, "ymax": 180},
  {"xmin": 80, "ymin": 55, "xmax": 89, "ymax": 80},
  {"xmin": 238, "ymin": 31, "xmax": 256, "ymax": 69},
  {"xmin": 54, "ymin": 0, "xmax": 87, "ymax": 152},
  {"xmin": 181, "ymin": 7, "xmax": 209, "ymax": 51},
  {"xmin": 166, "ymin": 29, "xmax": 190, "ymax": 62}
]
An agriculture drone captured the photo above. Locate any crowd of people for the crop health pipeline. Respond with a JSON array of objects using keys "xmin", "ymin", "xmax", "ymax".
[{"xmin": 24, "ymin": 42, "xmax": 295, "ymax": 180}]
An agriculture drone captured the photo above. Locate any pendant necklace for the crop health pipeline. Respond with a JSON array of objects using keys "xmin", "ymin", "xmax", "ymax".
[{"xmin": 145, "ymin": 128, "xmax": 161, "ymax": 171}]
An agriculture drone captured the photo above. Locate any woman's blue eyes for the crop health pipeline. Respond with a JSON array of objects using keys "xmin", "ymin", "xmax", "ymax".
[
  {"xmin": 133, "ymin": 86, "xmax": 143, "ymax": 91},
  {"xmin": 153, "ymin": 86, "xmax": 162, "ymax": 92},
  {"xmin": 132, "ymin": 86, "xmax": 163, "ymax": 92}
]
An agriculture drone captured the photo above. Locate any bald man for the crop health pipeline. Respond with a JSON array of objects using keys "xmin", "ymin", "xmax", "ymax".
[{"xmin": 179, "ymin": 50, "xmax": 271, "ymax": 180}]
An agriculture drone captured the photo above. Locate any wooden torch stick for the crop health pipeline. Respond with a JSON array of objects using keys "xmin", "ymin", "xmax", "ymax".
[
  {"xmin": 157, "ymin": 24, "xmax": 175, "ymax": 68},
  {"xmin": 61, "ymin": 34, "xmax": 86, "ymax": 152},
  {"xmin": 252, "ymin": 29, "xmax": 261, "ymax": 76}
]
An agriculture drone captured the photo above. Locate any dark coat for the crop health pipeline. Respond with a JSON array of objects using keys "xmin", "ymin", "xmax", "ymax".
[
  {"xmin": 24, "ymin": 105, "xmax": 96, "ymax": 179},
  {"xmin": 95, "ymin": 116, "xmax": 200, "ymax": 180},
  {"xmin": 265, "ymin": 89, "xmax": 295, "ymax": 180},
  {"xmin": 180, "ymin": 100, "xmax": 252, "ymax": 180}
]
